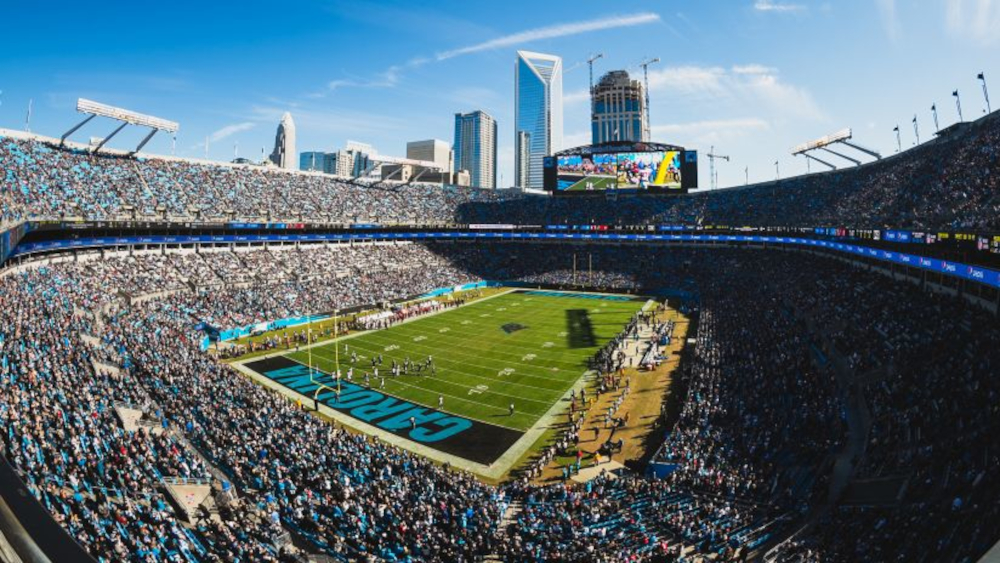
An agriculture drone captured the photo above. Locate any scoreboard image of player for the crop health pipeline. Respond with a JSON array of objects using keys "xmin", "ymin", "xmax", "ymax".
[{"xmin": 545, "ymin": 142, "xmax": 697, "ymax": 194}]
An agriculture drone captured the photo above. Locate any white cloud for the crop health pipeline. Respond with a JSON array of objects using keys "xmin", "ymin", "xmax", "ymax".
[
  {"xmin": 646, "ymin": 64, "xmax": 824, "ymax": 121},
  {"xmin": 652, "ymin": 118, "xmax": 770, "ymax": 146},
  {"xmin": 741, "ymin": 71, "xmax": 824, "ymax": 120},
  {"xmin": 754, "ymin": 0, "xmax": 806, "ymax": 12},
  {"xmin": 317, "ymin": 12, "xmax": 660, "ymax": 98},
  {"xmin": 647, "ymin": 66, "xmax": 728, "ymax": 97},
  {"xmin": 654, "ymin": 118, "xmax": 770, "ymax": 134},
  {"xmin": 946, "ymin": 0, "xmax": 1000, "ymax": 45},
  {"xmin": 435, "ymin": 12, "xmax": 661, "ymax": 60},
  {"xmin": 208, "ymin": 122, "xmax": 255, "ymax": 143},
  {"xmin": 876, "ymin": 0, "xmax": 901, "ymax": 42},
  {"xmin": 732, "ymin": 64, "xmax": 777, "ymax": 75}
]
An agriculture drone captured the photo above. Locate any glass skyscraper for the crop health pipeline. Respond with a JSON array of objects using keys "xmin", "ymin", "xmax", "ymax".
[
  {"xmin": 515, "ymin": 51, "xmax": 562, "ymax": 189},
  {"xmin": 454, "ymin": 111, "xmax": 498, "ymax": 189}
]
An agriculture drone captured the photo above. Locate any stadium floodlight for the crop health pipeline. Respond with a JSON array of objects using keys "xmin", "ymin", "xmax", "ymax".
[
  {"xmin": 790, "ymin": 128, "xmax": 852, "ymax": 155},
  {"xmin": 791, "ymin": 127, "xmax": 880, "ymax": 168},
  {"xmin": 77, "ymin": 99, "xmax": 179, "ymax": 132},
  {"xmin": 62, "ymin": 98, "xmax": 179, "ymax": 154}
]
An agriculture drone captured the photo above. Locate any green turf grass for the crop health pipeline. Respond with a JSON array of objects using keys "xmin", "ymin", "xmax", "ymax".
[
  {"xmin": 285, "ymin": 290, "xmax": 645, "ymax": 432},
  {"xmin": 563, "ymin": 175, "xmax": 618, "ymax": 191}
]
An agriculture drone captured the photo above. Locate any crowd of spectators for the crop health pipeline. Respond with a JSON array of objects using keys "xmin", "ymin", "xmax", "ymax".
[
  {"xmin": 3, "ymin": 110, "xmax": 999, "ymax": 230},
  {"xmin": 2, "ymin": 236, "xmax": 1000, "ymax": 561},
  {"xmin": 0, "ymin": 136, "xmax": 508, "ymax": 225},
  {"xmin": 440, "ymin": 242, "xmax": 1000, "ymax": 562}
]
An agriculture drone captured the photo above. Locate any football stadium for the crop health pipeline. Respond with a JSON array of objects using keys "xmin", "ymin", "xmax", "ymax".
[{"xmin": 2, "ymin": 3, "xmax": 1000, "ymax": 563}]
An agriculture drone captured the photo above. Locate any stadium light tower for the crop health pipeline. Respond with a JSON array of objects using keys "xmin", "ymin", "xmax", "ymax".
[
  {"xmin": 774, "ymin": 160, "xmax": 780, "ymax": 180},
  {"xmin": 912, "ymin": 115, "xmax": 919, "ymax": 145},
  {"xmin": 953, "ymin": 90, "xmax": 964, "ymax": 122},
  {"xmin": 893, "ymin": 125, "xmax": 901, "ymax": 152},
  {"xmin": 63, "ymin": 98, "xmax": 179, "ymax": 154},
  {"xmin": 980, "ymin": 72, "xmax": 991, "ymax": 114},
  {"xmin": 790, "ymin": 128, "xmax": 877, "ymax": 169},
  {"xmin": 639, "ymin": 57, "xmax": 660, "ymax": 140},
  {"xmin": 931, "ymin": 104, "xmax": 939, "ymax": 133}
]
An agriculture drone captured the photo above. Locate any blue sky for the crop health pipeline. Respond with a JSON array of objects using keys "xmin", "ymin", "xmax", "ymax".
[{"xmin": 2, "ymin": 0, "xmax": 998, "ymax": 188}]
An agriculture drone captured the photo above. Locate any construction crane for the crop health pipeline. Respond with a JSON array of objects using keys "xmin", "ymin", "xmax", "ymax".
[
  {"xmin": 639, "ymin": 57, "xmax": 660, "ymax": 141},
  {"xmin": 706, "ymin": 145, "xmax": 730, "ymax": 190},
  {"xmin": 587, "ymin": 53, "xmax": 604, "ymax": 94},
  {"xmin": 587, "ymin": 53, "xmax": 604, "ymax": 126}
]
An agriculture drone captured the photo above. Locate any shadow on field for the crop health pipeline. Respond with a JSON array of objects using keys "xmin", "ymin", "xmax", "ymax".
[{"xmin": 565, "ymin": 309, "xmax": 596, "ymax": 349}]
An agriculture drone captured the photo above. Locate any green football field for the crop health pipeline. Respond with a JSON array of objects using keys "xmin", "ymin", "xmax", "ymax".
[
  {"xmin": 563, "ymin": 174, "xmax": 618, "ymax": 191},
  {"xmin": 284, "ymin": 290, "xmax": 647, "ymax": 431}
]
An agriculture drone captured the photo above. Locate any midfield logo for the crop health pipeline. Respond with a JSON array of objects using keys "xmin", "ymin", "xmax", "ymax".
[{"xmin": 501, "ymin": 323, "xmax": 528, "ymax": 334}]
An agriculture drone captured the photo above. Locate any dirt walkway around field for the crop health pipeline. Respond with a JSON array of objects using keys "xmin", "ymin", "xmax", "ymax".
[{"xmin": 535, "ymin": 303, "xmax": 690, "ymax": 483}]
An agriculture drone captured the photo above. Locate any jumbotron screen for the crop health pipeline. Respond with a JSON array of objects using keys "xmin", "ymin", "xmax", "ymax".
[{"xmin": 547, "ymin": 149, "xmax": 697, "ymax": 193}]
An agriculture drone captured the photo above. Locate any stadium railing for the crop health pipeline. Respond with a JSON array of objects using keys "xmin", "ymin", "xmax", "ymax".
[{"xmin": 0, "ymin": 455, "xmax": 97, "ymax": 562}]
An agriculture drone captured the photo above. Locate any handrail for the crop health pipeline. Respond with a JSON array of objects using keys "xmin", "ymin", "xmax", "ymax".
[{"xmin": 0, "ymin": 454, "xmax": 96, "ymax": 562}]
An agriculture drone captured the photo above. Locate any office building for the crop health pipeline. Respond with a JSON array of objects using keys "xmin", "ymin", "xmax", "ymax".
[
  {"xmin": 591, "ymin": 70, "xmax": 647, "ymax": 144},
  {"xmin": 268, "ymin": 112, "xmax": 296, "ymax": 169},
  {"xmin": 406, "ymin": 139, "xmax": 453, "ymax": 173},
  {"xmin": 300, "ymin": 151, "xmax": 329, "ymax": 172},
  {"xmin": 454, "ymin": 111, "xmax": 497, "ymax": 189},
  {"xmin": 297, "ymin": 141, "xmax": 374, "ymax": 178},
  {"xmin": 515, "ymin": 51, "xmax": 562, "ymax": 189}
]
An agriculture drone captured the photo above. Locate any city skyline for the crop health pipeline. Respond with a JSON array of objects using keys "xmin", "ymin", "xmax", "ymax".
[{"xmin": 2, "ymin": 0, "xmax": 998, "ymax": 188}]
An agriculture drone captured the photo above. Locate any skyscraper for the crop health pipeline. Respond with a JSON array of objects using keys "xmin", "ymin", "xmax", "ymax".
[
  {"xmin": 516, "ymin": 131, "xmax": 530, "ymax": 189},
  {"xmin": 515, "ymin": 51, "xmax": 562, "ymax": 189},
  {"xmin": 591, "ymin": 70, "xmax": 647, "ymax": 144},
  {"xmin": 268, "ymin": 112, "xmax": 296, "ymax": 169},
  {"xmin": 454, "ymin": 111, "xmax": 497, "ymax": 189},
  {"xmin": 300, "ymin": 151, "xmax": 329, "ymax": 172}
]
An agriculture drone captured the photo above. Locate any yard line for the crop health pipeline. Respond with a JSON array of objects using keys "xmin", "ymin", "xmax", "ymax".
[
  {"xmin": 298, "ymin": 351, "xmax": 554, "ymax": 425},
  {"xmin": 335, "ymin": 332, "xmax": 582, "ymax": 380},
  {"xmin": 305, "ymin": 345, "xmax": 565, "ymax": 401},
  {"xmin": 355, "ymin": 328, "xmax": 585, "ymax": 370},
  {"xmin": 285, "ymin": 357, "xmax": 532, "ymax": 431},
  {"xmin": 382, "ymin": 312, "xmax": 628, "ymax": 350}
]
